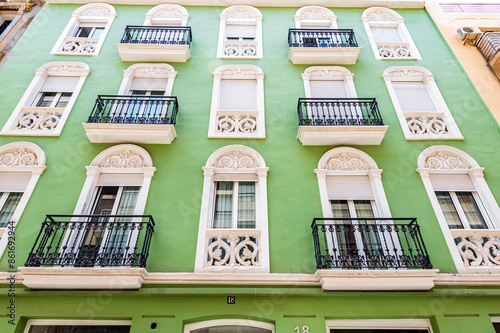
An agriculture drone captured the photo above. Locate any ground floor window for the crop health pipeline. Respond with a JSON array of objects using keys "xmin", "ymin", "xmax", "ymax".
[
  {"xmin": 184, "ymin": 319, "xmax": 274, "ymax": 333},
  {"xmin": 25, "ymin": 320, "xmax": 131, "ymax": 333},
  {"xmin": 326, "ymin": 319, "xmax": 433, "ymax": 333}
]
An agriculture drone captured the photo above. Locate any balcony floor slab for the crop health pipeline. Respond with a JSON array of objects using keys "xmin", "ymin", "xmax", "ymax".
[
  {"xmin": 289, "ymin": 47, "xmax": 361, "ymax": 65},
  {"xmin": 298, "ymin": 125, "xmax": 388, "ymax": 145},
  {"xmin": 83, "ymin": 123, "xmax": 176, "ymax": 144},
  {"xmin": 116, "ymin": 43, "xmax": 190, "ymax": 62}
]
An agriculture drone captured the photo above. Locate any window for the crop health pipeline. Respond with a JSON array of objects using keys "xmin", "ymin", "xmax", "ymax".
[
  {"xmin": 0, "ymin": 142, "xmax": 46, "ymax": 259},
  {"xmin": 0, "ymin": 14, "xmax": 15, "ymax": 37},
  {"xmin": 194, "ymin": 145, "xmax": 269, "ymax": 272},
  {"xmin": 382, "ymin": 66, "xmax": 463, "ymax": 140},
  {"xmin": 144, "ymin": 4, "xmax": 189, "ymax": 26},
  {"xmin": 185, "ymin": 320, "xmax": 274, "ymax": 333},
  {"xmin": 326, "ymin": 319, "xmax": 433, "ymax": 333},
  {"xmin": 51, "ymin": 3, "xmax": 116, "ymax": 55},
  {"xmin": 209, "ymin": 65, "xmax": 265, "ymax": 138},
  {"xmin": 217, "ymin": 6, "xmax": 263, "ymax": 58},
  {"xmin": 361, "ymin": 7, "xmax": 421, "ymax": 60},
  {"xmin": 294, "ymin": 6, "xmax": 337, "ymax": 29},
  {"xmin": 24, "ymin": 320, "xmax": 132, "ymax": 333},
  {"xmin": 1, "ymin": 62, "xmax": 90, "ymax": 136},
  {"xmin": 302, "ymin": 66, "xmax": 357, "ymax": 99},
  {"xmin": 417, "ymin": 145, "xmax": 500, "ymax": 272}
]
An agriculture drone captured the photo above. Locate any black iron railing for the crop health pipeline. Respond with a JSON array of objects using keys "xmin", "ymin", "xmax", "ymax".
[
  {"xmin": 288, "ymin": 29, "xmax": 358, "ymax": 48},
  {"xmin": 298, "ymin": 98, "xmax": 384, "ymax": 126},
  {"xmin": 87, "ymin": 95, "xmax": 178, "ymax": 125},
  {"xmin": 312, "ymin": 218, "xmax": 432, "ymax": 270},
  {"xmin": 120, "ymin": 25, "xmax": 192, "ymax": 45},
  {"xmin": 25, "ymin": 215, "xmax": 155, "ymax": 268},
  {"xmin": 476, "ymin": 31, "xmax": 500, "ymax": 82}
]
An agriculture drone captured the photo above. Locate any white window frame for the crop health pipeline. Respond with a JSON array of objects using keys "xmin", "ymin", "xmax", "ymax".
[
  {"xmin": 0, "ymin": 142, "xmax": 46, "ymax": 260},
  {"xmin": 24, "ymin": 320, "xmax": 132, "ymax": 333},
  {"xmin": 144, "ymin": 4, "xmax": 189, "ymax": 26},
  {"xmin": 185, "ymin": 319, "xmax": 275, "ymax": 333},
  {"xmin": 194, "ymin": 145, "xmax": 269, "ymax": 273},
  {"xmin": 294, "ymin": 6, "xmax": 337, "ymax": 29},
  {"xmin": 209, "ymin": 64, "xmax": 265, "ymax": 139},
  {"xmin": 417, "ymin": 145, "xmax": 500, "ymax": 272},
  {"xmin": 302, "ymin": 66, "xmax": 357, "ymax": 98},
  {"xmin": 0, "ymin": 62, "xmax": 90, "ymax": 137},
  {"xmin": 382, "ymin": 66, "xmax": 463, "ymax": 140},
  {"xmin": 117, "ymin": 63, "xmax": 177, "ymax": 96},
  {"xmin": 325, "ymin": 319, "xmax": 434, "ymax": 333},
  {"xmin": 361, "ymin": 7, "xmax": 421, "ymax": 60},
  {"xmin": 0, "ymin": 13, "xmax": 17, "ymax": 41},
  {"xmin": 217, "ymin": 5, "xmax": 263, "ymax": 59},
  {"xmin": 51, "ymin": 3, "xmax": 116, "ymax": 56}
]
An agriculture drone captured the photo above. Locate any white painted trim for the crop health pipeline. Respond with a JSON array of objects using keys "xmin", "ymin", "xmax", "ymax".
[
  {"xmin": 46, "ymin": 0, "xmax": 426, "ymax": 8},
  {"xmin": 416, "ymin": 145, "xmax": 500, "ymax": 273},
  {"xmin": 490, "ymin": 317, "xmax": 500, "ymax": 323},
  {"xmin": 185, "ymin": 319, "xmax": 275, "ymax": 333},
  {"xmin": 326, "ymin": 319, "xmax": 434, "ymax": 332},
  {"xmin": 144, "ymin": 4, "xmax": 189, "ymax": 26},
  {"xmin": 50, "ymin": 3, "xmax": 117, "ymax": 56},
  {"xmin": 208, "ymin": 65, "xmax": 265, "ymax": 139},
  {"xmin": 24, "ymin": 319, "xmax": 132, "ymax": 333},
  {"xmin": 194, "ymin": 145, "xmax": 269, "ymax": 273},
  {"xmin": 0, "ymin": 62, "xmax": 90, "ymax": 137},
  {"xmin": 117, "ymin": 63, "xmax": 177, "ymax": 96},
  {"xmin": 301, "ymin": 66, "xmax": 357, "ymax": 98},
  {"xmin": 382, "ymin": 66, "xmax": 463, "ymax": 140},
  {"xmin": 294, "ymin": 6, "xmax": 337, "ymax": 29},
  {"xmin": 0, "ymin": 142, "xmax": 46, "ymax": 260}
]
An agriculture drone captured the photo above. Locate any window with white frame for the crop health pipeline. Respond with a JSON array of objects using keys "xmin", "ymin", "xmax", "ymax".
[
  {"xmin": 326, "ymin": 319, "xmax": 433, "ymax": 333},
  {"xmin": 1, "ymin": 62, "xmax": 90, "ymax": 136},
  {"xmin": 382, "ymin": 66, "xmax": 463, "ymax": 140},
  {"xmin": 0, "ymin": 142, "xmax": 46, "ymax": 260},
  {"xmin": 185, "ymin": 320, "xmax": 274, "ymax": 333},
  {"xmin": 217, "ymin": 5, "xmax": 263, "ymax": 58},
  {"xmin": 361, "ymin": 7, "xmax": 421, "ymax": 60},
  {"xmin": 417, "ymin": 145, "xmax": 500, "ymax": 272},
  {"xmin": 302, "ymin": 66, "xmax": 356, "ymax": 99},
  {"xmin": 194, "ymin": 145, "xmax": 269, "ymax": 273},
  {"xmin": 294, "ymin": 6, "xmax": 337, "ymax": 29},
  {"xmin": 0, "ymin": 13, "xmax": 16, "ymax": 38},
  {"xmin": 51, "ymin": 3, "xmax": 116, "ymax": 56},
  {"xmin": 144, "ymin": 4, "xmax": 189, "ymax": 26},
  {"xmin": 208, "ymin": 65, "xmax": 265, "ymax": 139},
  {"xmin": 24, "ymin": 320, "xmax": 132, "ymax": 333}
]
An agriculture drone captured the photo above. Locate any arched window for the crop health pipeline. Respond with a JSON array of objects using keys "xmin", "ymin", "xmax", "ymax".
[
  {"xmin": 302, "ymin": 66, "xmax": 356, "ymax": 99},
  {"xmin": 209, "ymin": 65, "xmax": 265, "ymax": 139},
  {"xmin": 417, "ymin": 145, "xmax": 500, "ymax": 272},
  {"xmin": 117, "ymin": 63, "xmax": 177, "ymax": 96},
  {"xmin": 361, "ymin": 7, "xmax": 421, "ymax": 60},
  {"xmin": 185, "ymin": 320, "xmax": 274, "ymax": 333},
  {"xmin": 1, "ymin": 62, "xmax": 90, "ymax": 136},
  {"xmin": 194, "ymin": 145, "xmax": 269, "ymax": 273},
  {"xmin": 382, "ymin": 66, "xmax": 463, "ymax": 140},
  {"xmin": 0, "ymin": 142, "xmax": 46, "ymax": 258},
  {"xmin": 144, "ymin": 4, "xmax": 189, "ymax": 26},
  {"xmin": 294, "ymin": 6, "xmax": 337, "ymax": 29},
  {"xmin": 217, "ymin": 5, "xmax": 263, "ymax": 59},
  {"xmin": 51, "ymin": 3, "xmax": 116, "ymax": 55}
]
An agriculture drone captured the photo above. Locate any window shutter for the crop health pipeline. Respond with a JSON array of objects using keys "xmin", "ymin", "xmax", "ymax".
[
  {"xmin": 40, "ymin": 76, "xmax": 80, "ymax": 93},
  {"xmin": 326, "ymin": 175, "xmax": 374, "ymax": 200},
  {"xmin": 371, "ymin": 26, "xmax": 402, "ymax": 43},
  {"xmin": 0, "ymin": 172, "xmax": 31, "ymax": 192},
  {"xmin": 219, "ymin": 79, "xmax": 257, "ymax": 111},
  {"xmin": 130, "ymin": 78, "xmax": 168, "ymax": 92},
  {"xmin": 225, "ymin": 24, "xmax": 256, "ymax": 38},
  {"xmin": 430, "ymin": 174, "xmax": 475, "ymax": 191},
  {"xmin": 97, "ymin": 174, "xmax": 144, "ymax": 186},
  {"xmin": 392, "ymin": 81, "xmax": 437, "ymax": 112},
  {"xmin": 310, "ymin": 80, "xmax": 348, "ymax": 98}
]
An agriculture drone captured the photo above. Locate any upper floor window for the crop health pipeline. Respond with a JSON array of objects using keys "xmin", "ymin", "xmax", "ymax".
[
  {"xmin": 302, "ymin": 66, "xmax": 356, "ymax": 99},
  {"xmin": 0, "ymin": 14, "xmax": 15, "ymax": 37},
  {"xmin": 361, "ymin": 7, "xmax": 421, "ymax": 60},
  {"xmin": 144, "ymin": 4, "xmax": 189, "ymax": 26},
  {"xmin": 51, "ymin": 3, "xmax": 116, "ymax": 56},
  {"xmin": 1, "ymin": 62, "xmax": 90, "ymax": 136},
  {"xmin": 417, "ymin": 145, "xmax": 500, "ymax": 272},
  {"xmin": 194, "ymin": 145, "xmax": 269, "ymax": 273},
  {"xmin": 208, "ymin": 65, "xmax": 265, "ymax": 139},
  {"xmin": 382, "ymin": 66, "xmax": 463, "ymax": 140},
  {"xmin": 217, "ymin": 5, "xmax": 263, "ymax": 59},
  {"xmin": 294, "ymin": 6, "xmax": 337, "ymax": 29}
]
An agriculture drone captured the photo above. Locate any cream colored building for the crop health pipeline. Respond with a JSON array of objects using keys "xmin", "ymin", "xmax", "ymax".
[{"xmin": 426, "ymin": 0, "xmax": 500, "ymax": 123}]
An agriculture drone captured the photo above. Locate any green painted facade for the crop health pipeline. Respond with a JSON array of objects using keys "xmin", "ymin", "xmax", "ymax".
[{"xmin": 0, "ymin": 3, "xmax": 499, "ymax": 333}]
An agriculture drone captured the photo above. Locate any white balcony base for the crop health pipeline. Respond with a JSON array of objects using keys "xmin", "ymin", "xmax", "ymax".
[
  {"xmin": 83, "ymin": 123, "xmax": 176, "ymax": 144},
  {"xmin": 297, "ymin": 125, "xmax": 388, "ymax": 145},
  {"xmin": 18, "ymin": 267, "xmax": 147, "ymax": 290},
  {"xmin": 289, "ymin": 47, "xmax": 361, "ymax": 65},
  {"xmin": 116, "ymin": 43, "xmax": 190, "ymax": 62},
  {"xmin": 315, "ymin": 269, "xmax": 439, "ymax": 291}
]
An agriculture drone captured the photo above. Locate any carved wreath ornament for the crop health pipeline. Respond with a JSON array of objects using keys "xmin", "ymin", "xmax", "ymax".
[
  {"xmin": 325, "ymin": 153, "xmax": 369, "ymax": 171},
  {"xmin": 300, "ymin": 9, "xmax": 330, "ymax": 19},
  {"xmin": 216, "ymin": 151, "xmax": 256, "ymax": 169},
  {"xmin": 101, "ymin": 150, "xmax": 145, "ymax": 168},
  {"xmin": 79, "ymin": 5, "xmax": 112, "ymax": 16},
  {"xmin": 424, "ymin": 151, "xmax": 469, "ymax": 170},
  {"xmin": 0, "ymin": 148, "xmax": 37, "ymax": 166}
]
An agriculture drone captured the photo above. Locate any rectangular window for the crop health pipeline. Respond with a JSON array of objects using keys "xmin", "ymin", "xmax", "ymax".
[
  {"xmin": 75, "ymin": 26, "xmax": 105, "ymax": 38},
  {"xmin": 435, "ymin": 191, "xmax": 489, "ymax": 229},
  {"xmin": 392, "ymin": 81, "xmax": 437, "ymax": 112},
  {"xmin": 0, "ymin": 20, "xmax": 12, "ymax": 35},
  {"xmin": 213, "ymin": 181, "xmax": 256, "ymax": 229},
  {"xmin": 310, "ymin": 80, "xmax": 348, "ymax": 98},
  {"xmin": 225, "ymin": 24, "xmax": 256, "ymax": 40},
  {"xmin": 331, "ymin": 329, "xmax": 429, "ymax": 333},
  {"xmin": 27, "ymin": 325, "xmax": 131, "ymax": 333},
  {"xmin": 219, "ymin": 79, "xmax": 257, "ymax": 111},
  {"xmin": 371, "ymin": 26, "xmax": 402, "ymax": 43},
  {"xmin": 34, "ymin": 92, "xmax": 73, "ymax": 108},
  {"xmin": 0, "ymin": 192, "xmax": 23, "ymax": 228}
]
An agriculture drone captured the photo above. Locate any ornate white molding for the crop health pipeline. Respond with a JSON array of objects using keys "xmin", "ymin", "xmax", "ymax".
[
  {"xmin": 451, "ymin": 229, "xmax": 500, "ymax": 271},
  {"xmin": 40, "ymin": 62, "xmax": 90, "ymax": 76},
  {"xmin": 297, "ymin": 7, "xmax": 333, "ymax": 19},
  {"xmin": 377, "ymin": 42, "xmax": 412, "ymax": 59},
  {"xmin": 222, "ymin": 5, "xmax": 262, "ymax": 19},
  {"xmin": 362, "ymin": 7, "xmax": 402, "ymax": 22},
  {"xmin": 216, "ymin": 111, "xmax": 258, "ymax": 134},
  {"xmin": 0, "ymin": 143, "xmax": 45, "ymax": 167},
  {"xmin": 75, "ymin": 3, "xmax": 116, "ymax": 17},
  {"xmin": 303, "ymin": 66, "xmax": 351, "ymax": 81},
  {"xmin": 417, "ymin": 146, "xmax": 478, "ymax": 170},
  {"xmin": 406, "ymin": 113, "xmax": 448, "ymax": 135},
  {"xmin": 382, "ymin": 66, "xmax": 431, "ymax": 80},
  {"xmin": 206, "ymin": 145, "xmax": 266, "ymax": 169},
  {"xmin": 318, "ymin": 147, "xmax": 378, "ymax": 171},
  {"xmin": 91, "ymin": 144, "xmax": 154, "ymax": 168},
  {"xmin": 128, "ymin": 63, "xmax": 176, "ymax": 78},
  {"xmin": 215, "ymin": 64, "xmax": 262, "ymax": 78},
  {"xmin": 223, "ymin": 40, "xmax": 258, "ymax": 58},
  {"xmin": 148, "ymin": 4, "xmax": 188, "ymax": 19}
]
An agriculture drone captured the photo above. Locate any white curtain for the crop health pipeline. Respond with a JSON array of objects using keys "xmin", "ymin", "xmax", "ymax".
[
  {"xmin": 0, "ymin": 192, "xmax": 22, "ymax": 228},
  {"xmin": 213, "ymin": 182, "xmax": 233, "ymax": 228},
  {"xmin": 237, "ymin": 182, "xmax": 256, "ymax": 229}
]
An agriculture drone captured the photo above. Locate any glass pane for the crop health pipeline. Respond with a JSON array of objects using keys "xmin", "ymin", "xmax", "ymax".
[
  {"xmin": 28, "ymin": 325, "xmax": 131, "ymax": 333},
  {"xmin": 354, "ymin": 200, "xmax": 379, "ymax": 258},
  {"xmin": 353, "ymin": 200, "xmax": 375, "ymax": 219},
  {"xmin": 75, "ymin": 27, "xmax": 92, "ymax": 38},
  {"xmin": 436, "ymin": 191, "xmax": 464, "ymax": 229},
  {"xmin": 91, "ymin": 27, "xmax": 105, "ymax": 38},
  {"xmin": 213, "ymin": 182, "xmax": 233, "ymax": 228},
  {"xmin": 110, "ymin": 186, "xmax": 141, "ymax": 254},
  {"xmin": 55, "ymin": 92, "xmax": 72, "ymax": 108},
  {"xmin": 237, "ymin": 182, "xmax": 256, "ymax": 229},
  {"xmin": 330, "ymin": 329, "xmax": 429, "ymax": 333},
  {"xmin": 456, "ymin": 192, "xmax": 488, "ymax": 229},
  {"xmin": 0, "ymin": 193, "xmax": 22, "ymax": 228},
  {"xmin": 36, "ymin": 92, "xmax": 57, "ymax": 107},
  {"xmin": 191, "ymin": 326, "xmax": 272, "ymax": 333},
  {"xmin": 331, "ymin": 200, "xmax": 351, "ymax": 218}
]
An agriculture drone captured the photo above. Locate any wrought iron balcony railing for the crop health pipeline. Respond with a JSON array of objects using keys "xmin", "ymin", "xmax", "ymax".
[
  {"xmin": 312, "ymin": 218, "xmax": 432, "ymax": 270},
  {"xmin": 288, "ymin": 29, "xmax": 358, "ymax": 48},
  {"xmin": 87, "ymin": 95, "xmax": 178, "ymax": 125},
  {"xmin": 298, "ymin": 98, "xmax": 384, "ymax": 126},
  {"xmin": 120, "ymin": 25, "xmax": 192, "ymax": 46},
  {"xmin": 25, "ymin": 215, "xmax": 155, "ymax": 268}
]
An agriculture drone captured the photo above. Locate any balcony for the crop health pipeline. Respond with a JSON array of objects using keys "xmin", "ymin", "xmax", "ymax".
[
  {"xmin": 312, "ymin": 218, "xmax": 437, "ymax": 291},
  {"xmin": 20, "ymin": 215, "xmax": 155, "ymax": 289},
  {"xmin": 56, "ymin": 37, "xmax": 100, "ymax": 55},
  {"xmin": 288, "ymin": 29, "xmax": 361, "ymax": 65},
  {"xmin": 116, "ymin": 26, "xmax": 192, "ymax": 62},
  {"xmin": 82, "ymin": 95, "xmax": 178, "ymax": 144},
  {"xmin": 297, "ymin": 98, "xmax": 388, "ymax": 145},
  {"xmin": 451, "ymin": 229, "xmax": 500, "ymax": 273}
]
